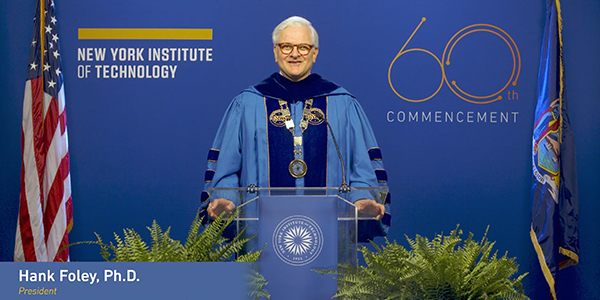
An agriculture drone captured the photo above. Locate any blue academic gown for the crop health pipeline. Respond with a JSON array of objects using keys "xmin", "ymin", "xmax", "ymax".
[{"xmin": 199, "ymin": 73, "xmax": 391, "ymax": 242}]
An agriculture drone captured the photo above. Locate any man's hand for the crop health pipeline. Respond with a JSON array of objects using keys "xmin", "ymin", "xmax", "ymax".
[
  {"xmin": 355, "ymin": 199, "xmax": 385, "ymax": 221},
  {"xmin": 207, "ymin": 198, "xmax": 236, "ymax": 219}
]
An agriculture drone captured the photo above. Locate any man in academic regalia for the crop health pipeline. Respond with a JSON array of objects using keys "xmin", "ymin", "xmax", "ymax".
[{"xmin": 199, "ymin": 16, "xmax": 391, "ymax": 242}]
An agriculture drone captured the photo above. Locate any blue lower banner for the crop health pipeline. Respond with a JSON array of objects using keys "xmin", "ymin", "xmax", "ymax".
[{"xmin": 0, "ymin": 262, "xmax": 248, "ymax": 299}]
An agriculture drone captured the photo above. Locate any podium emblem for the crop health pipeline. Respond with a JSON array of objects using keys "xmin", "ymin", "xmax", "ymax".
[{"xmin": 272, "ymin": 215, "xmax": 324, "ymax": 266}]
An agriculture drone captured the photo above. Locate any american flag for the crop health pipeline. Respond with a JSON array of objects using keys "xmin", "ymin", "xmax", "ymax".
[{"xmin": 14, "ymin": 0, "xmax": 73, "ymax": 262}]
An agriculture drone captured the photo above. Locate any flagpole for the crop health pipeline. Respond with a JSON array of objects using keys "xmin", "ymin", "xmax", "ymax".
[
  {"xmin": 555, "ymin": 0, "xmax": 563, "ymax": 143},
  {"xmin": 40, "ymin": 0, "xmax": 45, "ymax": 135}
]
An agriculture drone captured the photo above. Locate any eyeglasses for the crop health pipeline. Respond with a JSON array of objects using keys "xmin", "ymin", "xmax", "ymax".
[{"xmin": 277, "ymin": 43, "xmax": 314, "ymax": 56}]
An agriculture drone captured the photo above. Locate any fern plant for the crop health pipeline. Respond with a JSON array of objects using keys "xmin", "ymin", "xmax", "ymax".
[
  {"xmin": 317, "ymin": 225, "xmax": 529, "ymax": 300},
  {"xmin": 64, "ymin": 210, "xmax": 269, "ymax": 298},
  {"xmin": 68, "ymin": 210, "xmax": 254, "ymax": 262}
]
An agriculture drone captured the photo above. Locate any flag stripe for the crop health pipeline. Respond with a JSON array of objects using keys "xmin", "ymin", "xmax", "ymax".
[
  {"xmin": 55, "ymin": 224, "xmax": 71, "ymax": 262},
  {"xmin": 43, "ymin": 153, "xmax": 69, "ymax": 243},
  {"xmin": 31, "ymin": 78, "xmax": 47, "ymax": 196},
  {"xmin": 42, "ymin": 97, "xmax": 60, "ymax": 163},
  {"xmin": 18, "ymin": 161, "xmax": 36, "ymax": 261},
  {"xmin": 60, "ymin": 108, "xmax": 67, "ymax": 135},
  {"xmin": 20, "ymin": 79, "xmax": 47, "ymax": 262}
]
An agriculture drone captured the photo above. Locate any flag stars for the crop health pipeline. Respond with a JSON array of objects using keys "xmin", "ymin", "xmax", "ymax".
[{"xmin": 25, "ymin": 3, "xmax": 64, "ymax": 100}]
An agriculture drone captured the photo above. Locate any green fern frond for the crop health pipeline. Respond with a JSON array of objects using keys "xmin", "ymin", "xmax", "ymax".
[
  {"xmin": 245, "ymin": 264, "xmax": 270, "ymax": 300},
  {"xmin": 318, "ymin": 225, "xmax": 529, "ymax": 300},
  {"xmin": 59, "ymin": 209, "xmax": 268, "ymax": 298}
]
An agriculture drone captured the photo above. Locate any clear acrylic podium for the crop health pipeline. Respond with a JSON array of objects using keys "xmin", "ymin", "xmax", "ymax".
[{"xmin": 208, "ymin": 186, "xmax": 388, "ymax": 300}]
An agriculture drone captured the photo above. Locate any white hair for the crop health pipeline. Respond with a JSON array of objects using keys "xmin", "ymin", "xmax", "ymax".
[{"xmin": 272, "ymin": 16, "xmax": 319, "ymax": 48}]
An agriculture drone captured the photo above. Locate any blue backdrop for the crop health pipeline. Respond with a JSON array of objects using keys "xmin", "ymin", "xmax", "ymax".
[{"xmin": 1, "ymin": 1, "xmax": 599, "ymax": 299}]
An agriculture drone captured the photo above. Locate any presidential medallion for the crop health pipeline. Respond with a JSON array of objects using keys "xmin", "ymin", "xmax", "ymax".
[{"xmin": 289, "ymin": 159, "xmax": 307, "ymax": 178}]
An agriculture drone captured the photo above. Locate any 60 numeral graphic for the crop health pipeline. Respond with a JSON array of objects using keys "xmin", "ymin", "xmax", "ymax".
[{"xmin": 388, "ymin": 17, "xmax": 521, "ymax": 104}]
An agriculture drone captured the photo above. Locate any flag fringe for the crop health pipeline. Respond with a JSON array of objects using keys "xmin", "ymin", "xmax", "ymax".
[
  {"xmin": 530, "ymin": 227, "xmax": 557, "ymax": 300},
  {"xmin": 558, "ymin": 247, "xmax": 579, "ymax": 270}
]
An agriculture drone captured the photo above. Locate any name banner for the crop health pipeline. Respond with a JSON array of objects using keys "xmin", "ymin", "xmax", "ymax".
[{"xmin": 0, "ymin": 262, "xmax": 248, "ymax": 300}]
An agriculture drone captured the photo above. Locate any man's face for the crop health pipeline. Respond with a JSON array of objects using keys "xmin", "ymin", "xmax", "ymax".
[{"xmin": 273, "ymin": 26, "xmax": 318, "ymax": 82}]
